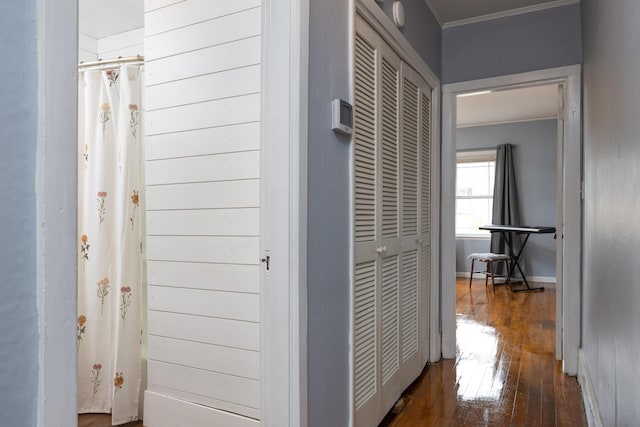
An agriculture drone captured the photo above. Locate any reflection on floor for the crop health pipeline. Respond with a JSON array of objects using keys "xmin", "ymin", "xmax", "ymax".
[{"xmin": 385, "ymin": 278, "xmax": 587, "ymax": 426}]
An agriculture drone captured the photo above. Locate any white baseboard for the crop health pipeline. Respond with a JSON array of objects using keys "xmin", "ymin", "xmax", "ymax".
[
  {"xmin": 578, "ymin": 349, "xmax": 603, "ymax": 427},
  {"xmin": 456, "ymin": 271, "xmax": 556, "ymax": 287},
  {"xmin": 144, "ymin": 391, "xmax": 259, "ymax": 427}
]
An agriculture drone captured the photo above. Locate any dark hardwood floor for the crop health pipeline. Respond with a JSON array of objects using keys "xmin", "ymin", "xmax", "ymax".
[
  {"xmin": 78, "ymin": 414, "xmax": 142, "ymax": 427},
  {"xmin": 80, "ymin": 278, "xmax": 586, "ymax": 427},
  {"xmin": 384, "ymin": 278, "xmax": 586, "ymax": 426}
]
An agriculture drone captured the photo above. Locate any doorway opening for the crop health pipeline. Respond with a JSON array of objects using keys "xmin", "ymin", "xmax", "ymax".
[{"xmin": 441, "ymin": 66, "xmax": 582, "ymax": 376}]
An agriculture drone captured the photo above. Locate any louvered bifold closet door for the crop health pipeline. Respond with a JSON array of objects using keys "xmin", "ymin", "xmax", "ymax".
[
  {"xmin": 353, "ymin": 17, "xmax": 381, "ymax": 427},
  {"xmin": 353, "ymin": 15, "xmax": 432, "ymax": 427}
]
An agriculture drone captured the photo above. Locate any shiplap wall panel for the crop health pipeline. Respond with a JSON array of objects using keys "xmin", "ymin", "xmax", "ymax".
[
  {"xmin": 148, "ymin": 311, "xmax": 259, "ymax": 351},
  {"xmin": 146, "ymin": 389, "xmax": 260, "ymax": 423},
  {"xmin": 146, "ymin": 151, "xmax": 259, "ymax": 185},
  {"xmin": 145, "ymin": 37, "xmax": 260, "ymax": 85},
  {"xmin": 146, "ymin": 65, "xmax": 260, "ymax": 111},
  {"xmin": 146, "ymin": 180, "xmax": 259, "ymax": 210},
  {"xmin": 144, "ymin": 0, "xmax": 185, "ymax": 13},
  {"xmin": 147, "ymin": 236, "xmax": 259, "ymax": 264},
  {"xmin": 147, "ymin": 261, "xmax": 259, "ymax": 294},
  {"xmin": 144, "ymin": 0, "xmax": 262, "ymax": 421},
  {"xmin": 149, "ymin": 335, "xmax": 260, "ymax": 379},
  {"xmin": 148, "ymin": 361, "xmax": 260, "ymax": 409},
  {"xmin": 148, "ymin": 286, "xmax": 259, "ymax": 322},
  {"xmin": 144, "ymin": 391, "xmax": 259, "ymax": 427},
  {"xmin": 97, "ymin": 28, "xmax": 144, "ymax": 59},
  {"xmin": 79, "ymin": 33, "xmax": 98, "ymax": 62},
  {"xmin": 145, "ymin": 7, "xmax": 260, "ymax": 60},
  {"xmin": 146, "ymin": 94, "xmax": 260, "ymax": 135},
  {"xmin": 147, "ymin": 209, "xmax": 259, "ymax": 236},
  {"xmin": 146, "ymin": 122, "xmax": 260, "ymax": 160},
  {"xmin": 146, "ymin": 0, "xmax": 260, "ymax": 36}
]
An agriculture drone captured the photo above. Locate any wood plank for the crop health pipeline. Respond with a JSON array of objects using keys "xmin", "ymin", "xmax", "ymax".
[
  {"xmin": 146, "ymin": 122, "xmax": 260, "ymax": 160},
  {"xmin": 146, "ymin": 64, "xmax": 260, "ymax": 111},
  {"xmin": 147, "ymin": 234, "xmax": 259, "ymax": 264},
  {"xmin": 146, "ymin": 180, "xmax": 259, "ymax": 210},
  {"xmin": 146, "ymin": 94, "xmax": 260, "ymax": 136},
  {"xmin": 144, "ymin": 390, "xmax": 259, "ymax": 427},
  {"xmin": 144, "ymin": 0, "xmax": 185, "ymax": 13},
  {"xmin": 148, "ymin": 285, "xmax": 259, "ymax": 322},
  {"xmin": 148, "ymin": 310, "xmax": 259, "ymax": 351},
  {"xmin": 147, "ymin": 261, "xmax": 259, "ymax": 294},
  {"xmin": 145, "ymin": 36, "xmax": 260, "ymax": 85},
  {"xmin": 147, "ymin": 208, "xmax": 259, "ymax": 236},
  {"xmin": 149, "ymin": 335, "xmax": 260, "ymax": 380},
  {"xmin": 146, "ymin": 0, "xmax": 261, "ymax": 36},
  {"xmin": 97, "ymin": 28, "xmax": 144, "ymax": 57},
  {"xmin": 147, "ymin": 361, "xmax": 260, "ymax": 409},
  {"xmin": 146, "ymin": 150, "xmax": 259, "ymax": 185},
  {"xmin": 145, "ymin": 7, "xmax": 261, "ymax": 60}
]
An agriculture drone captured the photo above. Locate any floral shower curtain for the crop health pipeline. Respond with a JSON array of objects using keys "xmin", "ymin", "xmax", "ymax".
[{"xmin": 77, "ymin": 64, "xmax": 144, "ymax": 425}]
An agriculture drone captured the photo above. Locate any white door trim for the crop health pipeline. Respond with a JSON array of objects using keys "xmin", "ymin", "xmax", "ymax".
[
  {"xmin": 355, "ymin": 0, "xmax": 442, "ymax": 364},
  {"xmin": 441, "ymin": 65, "xmax": 582, "ymax": 374},
  {"xmin": 36, "ymin": 0, "xmax": 78, "ymax": 425},
  {"xmin": 261, "ymin": 0, "xmax": 309, "ymax": 425}
]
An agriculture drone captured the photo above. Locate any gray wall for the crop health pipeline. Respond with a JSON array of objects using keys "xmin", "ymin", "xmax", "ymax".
[
  {"xmin": 455, "ymin": 120, "xmax": 557, "ymax": 279},
  {"xmin": 442, "ymin": 4, "xmax": 582, "ymax": 84},
  {"xmin": 307, "ymin": 1, "xmax": 440, "ymax": 425},
  {"xmin": 379, "ymin": 0, "xmax": 442, "ymax": 77},
  {"xmin": 0, "ymin": 1, "xmax": 39, "ymax": 425},
  {"xmin": 582, "ymin": 0, "xmax": 640, "ymax": 424}
]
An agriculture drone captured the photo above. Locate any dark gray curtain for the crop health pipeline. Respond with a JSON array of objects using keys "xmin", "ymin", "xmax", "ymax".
[{"xmin": 490, "ymin": 144, "xmax": 523, "ymax": 274}]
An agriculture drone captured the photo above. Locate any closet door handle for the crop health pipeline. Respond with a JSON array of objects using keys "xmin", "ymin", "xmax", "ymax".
[{"xmin": 376, "ymin": 246, "xmax": 387, "ymax": 254}]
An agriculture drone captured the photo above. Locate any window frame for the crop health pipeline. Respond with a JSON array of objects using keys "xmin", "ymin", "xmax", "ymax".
[{"xmin": 455, "ymin": 149, "xmax": 496, "ymax": 239}]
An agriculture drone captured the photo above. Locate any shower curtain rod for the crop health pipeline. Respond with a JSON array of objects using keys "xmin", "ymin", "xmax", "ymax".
[{"xmin": 78, "ymin": 55, "xmax": 144, "ymax": 70}]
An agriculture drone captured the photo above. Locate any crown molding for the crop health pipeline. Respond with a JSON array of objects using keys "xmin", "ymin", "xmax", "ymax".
[
  {"xmin": 442, "ymin": 0, "xmax": 579, "ymax": 29},
  {"xmin": 423, "ymin": 0, "xmax": 444, "ymax": 27}
]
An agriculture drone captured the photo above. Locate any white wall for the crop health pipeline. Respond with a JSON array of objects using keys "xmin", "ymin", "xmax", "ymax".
[
  {"xmin": 142, "ymin": 0, "xmax": 262, "ymax": 424},
  {"xmin": 97, "ymin": 27, "xmax": 144, "ymax": 59},
  {"xmin": 79, "ymin": 32, "xmax": 98, "ymax": 62}
]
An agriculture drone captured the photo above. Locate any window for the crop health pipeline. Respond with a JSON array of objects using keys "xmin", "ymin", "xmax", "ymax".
[{"xmin": 456, "ymin": 150, "xmax": 496, "ymax": 237}]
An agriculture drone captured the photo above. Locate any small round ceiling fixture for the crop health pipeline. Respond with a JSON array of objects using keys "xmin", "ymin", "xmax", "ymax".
[{"xmin": 393, "ymin": 1, "xmax": 405, "ymax": 28}]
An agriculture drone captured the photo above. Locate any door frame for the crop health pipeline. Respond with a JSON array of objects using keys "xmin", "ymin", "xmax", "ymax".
[
  {"xmin": 441, "ymin": 65, "xmax": 582, "ymax": 375},
  {"xmin": 36, "ymin": 0, "xmax": 78, "ymax": 425},
  {"xmin": 261, "ymin": 0, "xmax": 310, "ymax": 425}
]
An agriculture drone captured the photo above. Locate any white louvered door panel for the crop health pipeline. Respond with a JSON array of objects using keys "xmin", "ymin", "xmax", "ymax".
[
  {"xmin": 419, "ymin": 89, "xmax": 432, "ymax": 367},
  {"xmin": 378, "ymin": 40, "xmax": 404, "ymax": 415},
  {"xmin": 353, "ymin": 18, "xmax": 380, "ymax": 427},
  {"xmin": 398, "ymin": 63, "xmax": 425, "ymax": 386}
]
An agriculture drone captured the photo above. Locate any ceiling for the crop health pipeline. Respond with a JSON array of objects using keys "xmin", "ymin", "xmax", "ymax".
[
  {"xmin": 79, "ymin": 0, "xmax": 143, "ymax": 40},
  {"xmin": 456, "ymin": 84, "xmax": 559, "ymax": 128},
  {"xmin": 427, "ymin": 0, "xmax": 577, "ymax": 26}
]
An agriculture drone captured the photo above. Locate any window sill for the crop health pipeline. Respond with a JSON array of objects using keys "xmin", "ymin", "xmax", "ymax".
[{"xmin": 456, "ymin": 234, "xmax": 491, "ymax": 240}]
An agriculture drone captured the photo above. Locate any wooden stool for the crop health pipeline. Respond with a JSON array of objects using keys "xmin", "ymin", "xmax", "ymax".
[{"xmin": 467, "ymin": 253, "xmax": 512, "ymax": 293}]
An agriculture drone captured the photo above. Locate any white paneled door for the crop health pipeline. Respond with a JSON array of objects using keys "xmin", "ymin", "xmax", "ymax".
[
  {"xmin": 143, "ymin": 1, "xmax": 262, "ymax": 426},
  {"xmin": 353, "ymin": 15, "xmax": 432, "ymax": 427}
]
